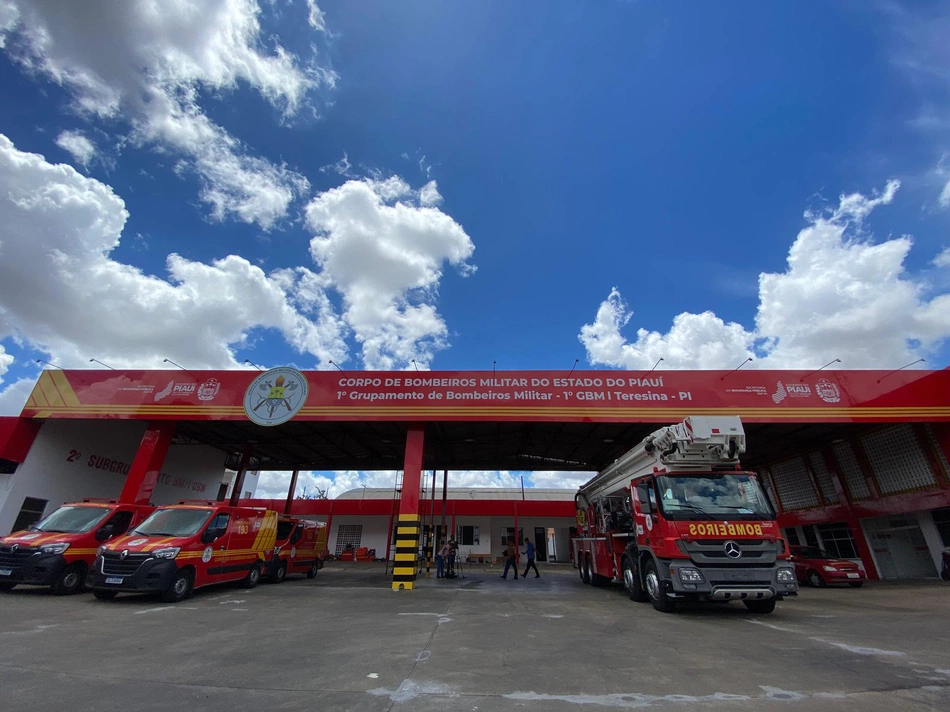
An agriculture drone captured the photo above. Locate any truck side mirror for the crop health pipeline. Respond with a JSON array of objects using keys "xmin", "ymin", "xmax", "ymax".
[{"xmin": 95, "ymin": 525, "xmax": 115, "ymax": 541}]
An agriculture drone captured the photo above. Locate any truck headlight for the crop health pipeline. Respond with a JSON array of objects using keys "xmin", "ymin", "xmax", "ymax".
[
  {"xmin": 776, "ymin": 567, "xmax": 796, "ymax": 582},
  {"xmin": 152, "ymin": 547, "xmax": 180, "ymax": 560},
  {"xmin": 39, "ymin": 542, "xmax": 70, "ymax": 555},
  {"xmin": 678, "ymin": 567, "xmax": 704, "ymax": 583},
  {"xmin": 822, "ymin": 565, "xmax": 838, "ymax": 572}
]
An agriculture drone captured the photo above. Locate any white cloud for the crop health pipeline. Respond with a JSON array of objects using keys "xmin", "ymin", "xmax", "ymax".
[
  {"xmin": 580, "ymin": 181, "xmax": 950, "ymax": 369},
  {"xmin": 305, "ymin": 176, "xmax": 476, "ymax": 369},
  {"xmin": 0, "ymin": 377, "xmax": 34, "ymax": 417},
  {"xmin": 54, "ymin": 130, "xmax": 95, "ymax": 168},
  {"xmin": 0, "ymin": 134, "xmax": 346, "ymax": 373},
  {"xmin": 305, "ymin": 0, "xmax": 328, "ymax": 32},
  {"xmin": 1, "ymin": 0, "xmax": 332, "ymax": 229},
  {"xmin": 935, "ymin": 247, "xmax": 950, "ymax": 268}
]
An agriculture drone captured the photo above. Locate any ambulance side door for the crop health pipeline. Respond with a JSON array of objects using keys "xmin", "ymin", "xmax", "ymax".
[
  {"xmin": 201, "ymin": 512, "xmax": 232, "ymax": 584},
  {"xmin": 288, "ymin": 523, "xmax": 306, "ymax": 570},
  {"xmin": 633, "ymin": 480, "xmax": 657, "ymax": 545}
]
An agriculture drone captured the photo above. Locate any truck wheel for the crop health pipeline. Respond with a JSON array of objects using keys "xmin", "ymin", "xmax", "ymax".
[
  {"xmin": 743, "ymin": 598, "xmax": 776, "ymax": 614},
  {"xmin": 581, "ymin": 554, "xmax": 592, "ymax": 585},
  {"xmin": 578, "ymin": 558, "xmax": 585, "ymax": 583},
  {"xmin": 161, "ymin": 569, "xmax": 193, "ymax": 603},
  {"xmin": 622, "ymin": 557, "xmax": 648, "ymax": 602},
  {"xmin": 93, "ymin": 590, "xmax": 117, "ymax": 601},
  {"xmin": 306, "ymin": 562, "xmax": 319, "ymax": 579},
  {"xmin": 0, "ymin": 582, "xmax": 15, "ymax": 592},
  {"xmin": 644, "ymin": 560, "xmax": 675, "ymax": 613},
  {"xmin": 807, "ymin": 570, "xmax": 825, "ymax": 588},
  {"xmin": 241, "ymin": 563, "xmax": 262, "ymax": 589},
  {"xmin": 52, "ymin": 563, "xmax": 85, "ymax": 596},
  {"xmin": 274, "ymin": 562, "xmax": 287, "ymax": 584}
]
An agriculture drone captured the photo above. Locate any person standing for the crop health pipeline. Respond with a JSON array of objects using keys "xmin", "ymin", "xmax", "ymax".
[
  {"xmin": 447, "ymin": 538, "xmax": 458, "ymax": 578},
  {"xmin": 436, "ymin": 540, "xmax": 450, "ymax": 579},
  {"xmin": 522, "ymin": 537, "xmax": 540, "ymax": 578},
  {"xmin": 500, "ymin": 540, "xmax": 519, "ymax": 579}
]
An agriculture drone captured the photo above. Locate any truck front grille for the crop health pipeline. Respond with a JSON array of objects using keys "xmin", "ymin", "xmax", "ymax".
[{"xmin": 0, "ymin": 546, "xmax": 36, "ymax": 568}]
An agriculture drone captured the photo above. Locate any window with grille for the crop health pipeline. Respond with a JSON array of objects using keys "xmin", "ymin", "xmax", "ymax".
[
  {"xmin": 816, "ymin": 522, "xmax": 859, "ymax": 559},
  {"xmin": 11, "ymin": 497, "xmax": 48, "ymax": 532},
  {"xmin": 457, "ymin": 525, "xmax": 479, "ymax": 545},
  {"xmin": 759, "ymin": 469, "xmax": 779, "ymax": 510},
  {"xmin": 832, "ymin": 442, "xmax": 871, "ymax": 500},
  {"xmin": 861, "ymin": 425, "xmax": 936, "ymax": 495},
  {"xmin": 807, "ymin": 452, "xmax": 839, "ymax": 504},
  {"xmin": 771, "ymin": 457, "xmax": 820, "ymax": 510},
  {"xmin": 925, "ymin": 425, "xmax": 950, "ymax": 479},
  {"xmin": 335, "ymin": 524, "xmax": 362, "ymax": 555}
]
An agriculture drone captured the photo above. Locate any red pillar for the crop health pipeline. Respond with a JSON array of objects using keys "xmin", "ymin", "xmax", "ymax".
[
  {"xmin": 118, "ymin": 422, "xmax": 176, "ymax": 505},
  {"xmin": 823, "ymin": 449, "xmax": 879, "ymax": 580},
  {"xmin": 392, "ymin": 424, "xmax": 425, "ymax": 590},
  {"xmin": 514, "ymin": 502, "xmax": 520, "ymax": 566}
]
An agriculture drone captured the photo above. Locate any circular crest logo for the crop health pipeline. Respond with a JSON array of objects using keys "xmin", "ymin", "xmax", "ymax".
[
  {"xmin": 290, "ymin": 546, "xmax": 296, "ymax": 559},
  {"xmin": 202, "ymin": 546, "xmax": 213, "ymax": 563},
  {"xmin": 243, "ymin": 367, "xmax": 309, "ymax": 427},
  {"xmin": 128, "ymin": 538, "xmax": 147, "ymax": 547}
]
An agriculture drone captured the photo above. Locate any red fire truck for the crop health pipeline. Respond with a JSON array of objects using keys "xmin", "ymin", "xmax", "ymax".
[
  {"xmin": 265, "ymin": 516, "xmax": 328, "ymax": 582},
  {"xmin": 0, "ymin": 499, "xmax": 154, "ymax": 595},
  {"xmin": 573, "ymin": 416, "xmax": 798, "ymax": 614},
  {"xmin": 88, "ymin": 502, "xmax": 278, "ymax": 602}
]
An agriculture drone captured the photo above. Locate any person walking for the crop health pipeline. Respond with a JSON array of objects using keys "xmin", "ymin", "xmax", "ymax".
[
  {"xmin": 522, "ymin": 537, "xmax": 540, "ymax": 578},
  {"xmin": 436, "ymin": 540, "xmax": 450, "ymax": 579},
  {"xmin": 500, "ymin": 540, "xmax": 519, "ymax": 579}
]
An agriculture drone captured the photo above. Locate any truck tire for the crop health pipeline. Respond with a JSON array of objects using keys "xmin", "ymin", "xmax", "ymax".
[
  {"xmin": 644, "ymin": 560, "xmax": 675, "ymax": 613},
  {"xmin": 274, "ymin": 561, "xmax": 287, "ymax": 584},
  {"xmin": 578, "ymin": 558, "xmax": 585, "ymax": 583},
  {"xmin": 306, "ymin": 562, "xmax": 319, "ymax": 579},
  {"xmin": 807, "ymin": 570, "xmax": 825, "ymax": 588},
  {"xmin": 241, "ymin": 562, "xmax": 262, "ymax": 589},
  {"xmin": 52, "ymin": 563, "xmax": 85, "ymax": 596},
  {"xmin": 93, "ymin": 590, "xmax": 117, "ymax": 601},
  {"xmin": 622, "ymin": 556, "xmax": 648, "ymax": 602},
  {"xmin": 743, "ymin": 598, "xmax": 776, "ymax": 614},
  {"xmin": 161, "ymin": 569, "xmax": 194, "ymax": 603},
  {"xmin": 581, "ymin": 554, "xmax": 592, "ymax": 585}
]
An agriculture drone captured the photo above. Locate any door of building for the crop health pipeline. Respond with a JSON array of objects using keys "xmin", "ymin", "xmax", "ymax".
[
  {"xmin": 533, "ymin": 527, "xmax": 546, "ymax": 562},
  {"xmin": 865, "ymin": 516, "xmax": 937, "ymax": 579}
]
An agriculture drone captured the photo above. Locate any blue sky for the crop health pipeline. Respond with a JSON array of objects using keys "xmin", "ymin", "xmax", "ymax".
[{"xmin": 1, "ymin": 1, "xmax": 949, "ymax": 495}]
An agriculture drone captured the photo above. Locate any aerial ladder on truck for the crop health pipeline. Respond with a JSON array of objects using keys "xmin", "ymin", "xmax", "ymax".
[{"xmin": 573, "ymin": 416, "xmax": 797, "ymax": 614}]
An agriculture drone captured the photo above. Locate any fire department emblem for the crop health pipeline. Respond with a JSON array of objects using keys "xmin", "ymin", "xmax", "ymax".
[
  {"xmin": 243, "ymin": 367, "xmax": 309, "ymax": 427},
  {"xmin": 290, "ymin": 547, "xmax": 296, "ymax": 559},
  {"xmin": 816, "ymin": 378, "xmax": 841, "ymax": 403},
  {"xmin": 202, "ymin": 546, "xmax": 213, "ymax": 563},
  {"xmin": 197, "ymin": 378, "xmax": 221, "ymax": 402},
  {"xmin": 128, "ymin": 539, "xmax": 147, "ymax": 547}
]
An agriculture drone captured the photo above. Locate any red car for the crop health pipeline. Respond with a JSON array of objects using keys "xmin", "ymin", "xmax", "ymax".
[{"xmin": 788, "ymin": 545, "xmax": 865, "ymax": 588}]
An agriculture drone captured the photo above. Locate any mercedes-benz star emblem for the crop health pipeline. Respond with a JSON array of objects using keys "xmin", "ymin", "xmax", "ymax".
[
  {"xmin": 724, "ymin": 540, "xmax": 742, "ymax": 559},
  {"xmin": 120, "ymin": 549, "xmax": 129, "ymax": 560}
]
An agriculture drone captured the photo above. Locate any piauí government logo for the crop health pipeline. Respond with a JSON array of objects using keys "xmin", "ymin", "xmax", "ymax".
[{"xmin": 243, "ymin": 367, "xmax": 309, "ymax": 427}]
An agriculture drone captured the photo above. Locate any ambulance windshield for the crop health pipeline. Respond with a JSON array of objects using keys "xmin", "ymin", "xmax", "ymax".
[
  {"xmin": 656, "ymin": 474, "xmax": 775, "ymax": 521},
  {"xmin": 133, "ymin": 508, "xmax": 213, "ymax": 537},
  {"xmin": 31, "ymin": 506, "xmax": 110, "ymax": 533}
]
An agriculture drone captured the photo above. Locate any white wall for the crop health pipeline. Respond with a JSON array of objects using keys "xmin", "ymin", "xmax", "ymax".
[
  {"xmin": 0, "ymin": 419, "xmax": 227, "ymax": 535},
  {"xmin": 327, "ymin": 515, "xmax": 390, "ymax": 558}
]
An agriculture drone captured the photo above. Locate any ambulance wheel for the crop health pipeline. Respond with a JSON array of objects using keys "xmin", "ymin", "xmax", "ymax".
[
  {"xmin": 622, "ymin": 556, "xmax": 648, "ymax": 602},
  {"xmin": 274, "ymin": 562, "xmax": 287, "ymax": 584},
  {"xmin": 581, "ymin": 554, "xmax": 591, "ymax": 585},
  {"xmin": 93, "ymin": 590, "xmax": 117, "ymax": 601},
  {"xmin": 306, "ymin": 562, "xmax": 319, "ymax": 579},
  {"xmin": 161, "ymin": 569, "xmax": 193, "ymax": 603},
  {"xmin": 241, "ymin": 563, "xmax": 262, "ymax": 589},
  {"xmin": 52, "ymin": 563, "xmax": 85, "ymax": 596},
  {"xmin": 0, "ymin": 582, "xmax": 15, "ymax": 592},
  {"xmin": 744, "ymin": 598, "xmax": 776, "ymax": 614},
  {"xmin": 644, "ymin": 560, "xmax": 675, "ymax": 613}
]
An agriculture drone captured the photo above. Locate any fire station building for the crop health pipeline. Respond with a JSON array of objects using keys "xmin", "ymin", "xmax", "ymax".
[{"xmin": 1, "ymin": 367, "xmax": 948, "ymax": 585}]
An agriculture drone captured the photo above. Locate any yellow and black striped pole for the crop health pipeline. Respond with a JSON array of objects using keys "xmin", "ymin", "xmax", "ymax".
[{"xmin": 392, "ymin": 424, "xmax": 426, "ymax": 590}]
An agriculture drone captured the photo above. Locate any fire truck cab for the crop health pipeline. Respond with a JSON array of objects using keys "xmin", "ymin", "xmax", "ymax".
[
  {"xmin": 573, "ymin": 416, "xmax": 798, "ymax": 613},
  {"xmin": 265, "ymin": 516, "xmax": 328, "ymax": 582},
  {"xmin": 0, "ymin": 499, "xmax": 154, "ymax": 595},
  {"xmin": 88, "ymin": 502, "xmax": 278, "ymax": 602}
]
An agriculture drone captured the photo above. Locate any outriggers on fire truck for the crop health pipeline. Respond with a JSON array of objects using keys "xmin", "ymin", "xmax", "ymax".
[{"xmin": 573, "ymin": 416, "xmax": 798, "ymax": 613}]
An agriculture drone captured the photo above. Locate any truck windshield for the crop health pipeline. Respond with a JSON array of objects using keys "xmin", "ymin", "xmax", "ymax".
[
  {"xmin": 132, "ymin": 508, "xmax": 213, "ymax": 537},
  {"xmin": 30, "ymin": 506, "xmax": 110, "ymax": 534},
  {"xmin": 655, "ymin": 474, "xmax": 775, "ymax": 520}
]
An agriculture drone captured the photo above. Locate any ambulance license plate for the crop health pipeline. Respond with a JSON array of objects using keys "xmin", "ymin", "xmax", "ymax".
[
  {"xmin": 105, "ymin": 576, "xmax": 124, "ymax": 585},
  {"xmin": 0, "ymin": 568, "xmax": 11, "ymax": 576},
  {"xmin": 847, "ymin": 573, "xmax": 859, "ymax": 579}
]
